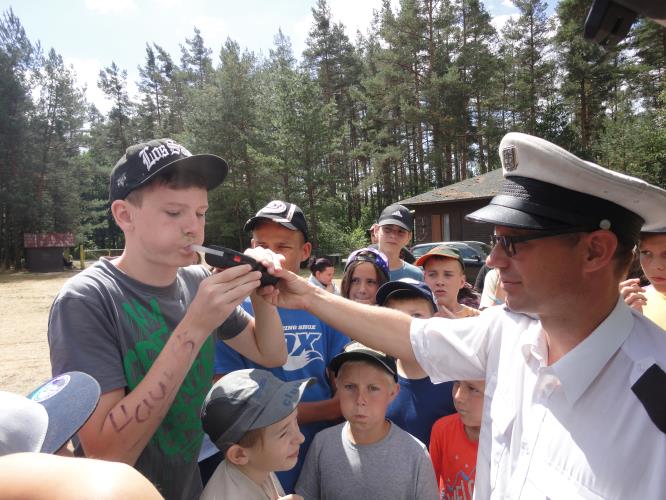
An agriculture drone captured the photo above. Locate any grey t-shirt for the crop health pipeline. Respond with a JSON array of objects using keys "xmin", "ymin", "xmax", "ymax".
[
  {"xmin": 48, "ymin": 258, "xmax": 250, "ymax": 500},
  {"xmin": 295, "ymin": 421, "xmax": 439, "ymax": 500},
  {"xmin": 389, "ymin": 261, "xmax": 424, "ymax": 281}
]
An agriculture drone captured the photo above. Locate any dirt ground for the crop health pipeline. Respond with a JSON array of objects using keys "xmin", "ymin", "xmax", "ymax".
[
  {"xmin": 0, "ymin": 266, "xmax": 342, "ymax": 396},
  {"xmin": 0, "ymin": 270, "xmax": 75, "ymax": 395}
]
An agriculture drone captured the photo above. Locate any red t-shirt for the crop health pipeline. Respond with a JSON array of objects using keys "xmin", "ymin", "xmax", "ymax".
[{"xmin": 430, "ymin": 413, "xmax": 478, "ymax": 500}]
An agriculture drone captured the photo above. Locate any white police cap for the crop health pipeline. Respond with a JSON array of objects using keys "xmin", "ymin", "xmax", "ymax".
[{"xmin": 467, "ymin": 132, "xmax": 666, "ymax": 240}]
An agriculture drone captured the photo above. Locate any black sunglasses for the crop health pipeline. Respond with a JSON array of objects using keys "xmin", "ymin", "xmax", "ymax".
[{"xmin": 490, "ymin": 229, "xmax": 586, "ymax": 257}]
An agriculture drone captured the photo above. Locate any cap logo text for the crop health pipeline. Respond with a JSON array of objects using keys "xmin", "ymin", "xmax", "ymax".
[{"xmin": 139, "ymin": 140, "xmax": 192, "ymax": 172}]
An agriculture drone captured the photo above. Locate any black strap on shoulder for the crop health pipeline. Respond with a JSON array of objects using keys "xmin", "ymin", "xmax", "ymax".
[{"xmin": 631, "ymin": 363, "xmax": 666, "ymax": 434}]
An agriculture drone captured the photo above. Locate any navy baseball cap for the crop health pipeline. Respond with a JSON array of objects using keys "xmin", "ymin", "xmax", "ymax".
[
  {"xmin": 376, "ymin": 278, "xmax": 438, "ymax": 314},
  {"xmin": 109, "ymin": 138, "xmax": 228, "ymax": 201}
]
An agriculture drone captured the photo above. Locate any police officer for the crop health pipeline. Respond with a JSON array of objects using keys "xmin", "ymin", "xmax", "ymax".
[{"xmin": 274, "ymin": 132, "xmax": 666, "ymax": 499}]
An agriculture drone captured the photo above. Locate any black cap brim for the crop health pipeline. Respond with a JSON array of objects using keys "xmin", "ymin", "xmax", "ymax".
[
  {"xmin": 466, "ymin": 203, "xmax": 574, "ymax": 231},
  {"xmin": 159, "ymin": 154, "xmax": 228, "ymax": 192},
  {"xmin": 244, "ymin": 215, "xmax": 298, "ymax": 234},
  {"xmin": 329, "ymin": 350, "xmax": 398, "ymax": 381},
  {"xmin": 377, "ymin": 219, "xmax": 411, "ymax": 231}
]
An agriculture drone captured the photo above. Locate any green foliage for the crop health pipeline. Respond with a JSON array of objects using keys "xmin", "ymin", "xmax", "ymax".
[{"xmin": 1, "ymin": 3, "xmax": 665, "ymax": 269}]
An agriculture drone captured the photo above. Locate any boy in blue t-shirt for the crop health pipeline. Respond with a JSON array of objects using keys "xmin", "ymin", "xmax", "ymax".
[
  {"xmin": 376, "ymin": 278, "xmax": 455, "ymax": 447},
  {"xmin": 211, "ymin": 200, "xmax": 349, "ymax": 493}
]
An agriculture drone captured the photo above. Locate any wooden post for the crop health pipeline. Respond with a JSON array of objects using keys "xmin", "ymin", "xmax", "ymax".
[{"xmin": 79, "ymin": 244, "xmax": 85, "ymax": 270}]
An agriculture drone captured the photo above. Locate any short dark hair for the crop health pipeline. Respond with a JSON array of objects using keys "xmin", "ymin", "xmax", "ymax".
[{"xmin": 310, "ymin": 258, "xmax": 333, "ymax": 274}]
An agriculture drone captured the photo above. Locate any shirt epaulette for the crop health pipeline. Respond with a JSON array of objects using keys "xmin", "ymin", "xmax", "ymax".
[{"xmin": 632, "ymin": 363, "xmax": 666, "ymax": 434}]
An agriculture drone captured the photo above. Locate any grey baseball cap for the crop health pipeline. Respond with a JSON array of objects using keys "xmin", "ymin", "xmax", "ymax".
[
  {"xmin": 201, "ymin": 369, "xmax": 315, "ymax": 454},
  {"xmin": 0, "ymin": 371, "xmax": 101, "ymax": 456}
]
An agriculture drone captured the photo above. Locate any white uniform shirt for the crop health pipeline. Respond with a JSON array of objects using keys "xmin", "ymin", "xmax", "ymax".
[{"xmin": 410, "ymin": 299, "xmax": 666, "ymax": 499}]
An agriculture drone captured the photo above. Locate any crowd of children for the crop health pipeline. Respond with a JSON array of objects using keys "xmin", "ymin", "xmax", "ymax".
[{"xmin": 2, "ymin": 135, "xmax": 663, "ymax": 500}]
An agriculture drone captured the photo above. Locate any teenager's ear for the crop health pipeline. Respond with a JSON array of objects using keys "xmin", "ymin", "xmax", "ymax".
[
  {"xmin": 111, "ymin": 200, "xmax": 133, "ymax": 231},
  {"xmin": 225, "ymin": 444, "xmax": 250, "ymax": 466},
  {"xmin": 301, "ymin": 241, "xmax": 312, "ymax": 262}
]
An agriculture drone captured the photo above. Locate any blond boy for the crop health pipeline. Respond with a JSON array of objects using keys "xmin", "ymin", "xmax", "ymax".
[{"xmin": 295, "ymin": 342, "xmax": 438, "ymax": 499}]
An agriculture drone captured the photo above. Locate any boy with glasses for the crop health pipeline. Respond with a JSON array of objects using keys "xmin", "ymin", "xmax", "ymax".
[
  {"xmin": 272, "ymin": 132, "xmax": 666, "ymax": 499},
  {"xmin": 373, "ymin": 203, "xmax": 423, "ymax": 281}
]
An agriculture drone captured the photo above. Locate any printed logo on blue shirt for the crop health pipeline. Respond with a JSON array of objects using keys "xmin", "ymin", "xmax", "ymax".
[{"xmin": 283, "ymin": 330, "xmax": 324, "ymax": 370}]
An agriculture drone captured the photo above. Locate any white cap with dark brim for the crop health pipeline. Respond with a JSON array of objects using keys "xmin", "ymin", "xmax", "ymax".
[{"xmin": 466, "ymin": 132, "xmax": 666, "ymax": 240}]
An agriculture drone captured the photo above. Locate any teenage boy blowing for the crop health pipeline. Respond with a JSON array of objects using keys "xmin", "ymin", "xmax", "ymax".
[
  {"xmin": 295, "ymin": 342, "xmax": 439, "ymax": 500},
  {"xmin": 430, "ymin": 379, "xmax": 486, "ymax": 500},
  {"xmin": 214, "ymin": 200, "xmax": 349, "ymax": 493},
  {"xmin": 200, "ymin": 369, "xmax": 313, "ymax": 500},
  {"xmin": 373, "ymin": 203, "xmax": 423, "ymax": 280},
  {"xmin": 375, "ymin": 279, "xmax": 455, "ymax": 447},
  {"xmin": 416, "ymin": 245, "xmax": 480, "ymax": 318},
  {"xmin": 48, "ymin": 139, "xmax": 287, "ymax": 500}
]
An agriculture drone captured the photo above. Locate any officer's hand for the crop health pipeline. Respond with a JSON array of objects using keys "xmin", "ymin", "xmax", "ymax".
[
  {"xmin": 276, "ymin": 270, "xmax": 317, "ymax": 311},
  {"xmin": 619, "ymin": 278, "xmax": 646, "ymax": 312}
]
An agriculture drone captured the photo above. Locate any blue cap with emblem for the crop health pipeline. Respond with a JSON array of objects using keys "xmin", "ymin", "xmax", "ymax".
[{"xmin": 466, "ymin": 132, "xmax": 666, "ymax": 243}]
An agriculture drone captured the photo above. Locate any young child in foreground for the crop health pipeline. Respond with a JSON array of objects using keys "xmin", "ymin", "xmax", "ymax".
[
  {"xmin": 430, "ymin": 379, "xmax": 485, "ymax": 500},
  {"xmin": 416, "ymin": 245, "xmax": 480, "ymax": 318},
  {"xmin": 376, "ymin": 278, "xmax": 456, "ymax": 447},
  {"xmin": 295, "ymin": 342, "xmax": 439, "ymax": 499},
  {"xmin": 200, "ymin": 368, "xmax": 314, "ymax": 500}
]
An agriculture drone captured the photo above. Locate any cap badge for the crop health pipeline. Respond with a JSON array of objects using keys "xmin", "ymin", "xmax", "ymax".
[
  {"xmin": 260, "ymin": 200, "xmax": 287, "ymax": 215},
  {"xmin": 502, "ymin": 146, "xmax": 518, "ymax": 171},
  {"xmin": 599, "ymin": 219, "xmax": 611, "ymax": 230},
  {"xmin": 29, "ymin": 374, "xmax": 70, "ymax": 403},
  {"xmin": 116, "ymin": 172, "xmax": 127, "ymax": 188},
  {"xmin": 390, "ymin": 210, "xmax": 403, "ymax": 218}
]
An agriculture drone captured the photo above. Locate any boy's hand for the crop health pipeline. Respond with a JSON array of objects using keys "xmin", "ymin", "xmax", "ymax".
[
  {"xmin": 244, "ymin": 246, "xmax": 285, "ymax": 277},
  {"xmin": 433, "ymin": 304, "xmax": 456, "ymax": 319},
  {"xmin": 619, "ymin": 278, "xmax": 646, "ymax": 312},
  {"xmin": 245, "ymin": 247, "xmax": 285, "ymax": 305},
  {"xmin": 187, "ymin": 264, "xmax": 262, "ymax": 334}
]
